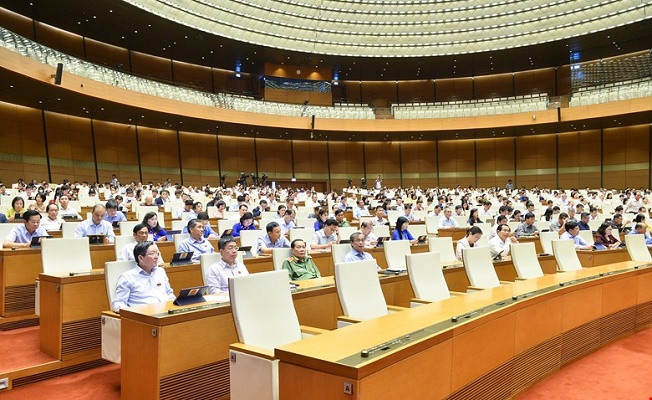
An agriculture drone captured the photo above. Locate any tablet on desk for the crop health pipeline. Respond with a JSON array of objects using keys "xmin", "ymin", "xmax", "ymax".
[
  {"xmin": 30, "ymin": 235, "xmax": 52, "ymax": 248},
  {"xmin": 173, "ymin": 285, "xmax": 208, "ymax": 306},
  {"xmin": 170, "ymin": 251, "xmax": 194, "ymax": 266},
  {"xmin": 417, "ymin": 235, "xmax": 427, "ymax": 244},
  {"xmin": 62, "ymin": 215, "xmax": 78, "ymax": 220},
  {"xmin": 112, "ymin": 221, "xmax": 120, "ymax": 228},
  {"xmin": 87, "ymin": 234, "xmax": 105, "ymax": 245},
  {"xmin": 376, "ymin": 236, "xmax": 390, "ymax": 247},
  {"xmin": 222, "ymin": 229, "xmax": 234, "ymax": 237},
  {"xmin": 165, "ymin": 230, "xmax": 182, "ymax": 241},
  {"xmin": 238, "ymin": 246, "xmax": 254, "ymax": 259}
]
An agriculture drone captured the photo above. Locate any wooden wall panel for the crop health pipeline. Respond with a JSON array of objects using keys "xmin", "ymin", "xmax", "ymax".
[
  {"xmin": 557, "ymin": 65, "xmax": 572, "ymax": 96},
  {"xmin": 400, "ymin": 141, "xmax": 437, "ymax": 188},
  {"xmin": 178, "ymin": 132, "xmax": 218, "ymax": 187},
  {"xmin": 84, "ymin": 38, "xmax": 129, "ymax": 69},
  {"xmin": 557, "ymin": 130, "xmax": 601, "ymax": 189},
  {"xmin": 255, "ymin": 138, "xmax": 292, "ymax": 180},
  {"xmin": 603, "ymin": 125, "xmax": 649, "ymax": 189},
  {"xmin": 44, "ymin": 112, "xmax": 95, "ymax": 183},
  {"xmin": 93, "ymin": 120, "xmax": 139, "ymax": 183},
  {"xmin": 131, "ymin": 51, "xmax": 173, "ymax": 81},
  {"xmin": 515, "ymin": 134, "xmax": 556, "ymax": 188},
  {"xmin": 217, "ymin": 136, "xmax": 256, "ymax": 187},
  {"xmin": 514, "ymin": 68, "xmax": 556, "ymax": 96},
  {"xmin": 342, "ymin": 81, "xmax": 361, "ymax": 103},
  {"xmin": 474, "ymin": 73, "xmax": 513, "ymax": 99},
  {"xmin": 476, "ymin": 137, "xmax": 514, "ymax": 188},
  {"xmin": 397, "ymin": 81, "xmax": 435, "ymax": 103},
  {"xmin": 435, "ymin": 78, "xmax": 473, "ymax": 102},
  {"xmin": 34, "ymin": 22, "xmax": 85, "ymax": 59},
  {"xmin": 292, "ymin": 140, "xmax": 329, "ymax": 185},
  {"xmin": 172, "ymin": 61, "xmax": 212, "ymax": 92},
  {"xmin": 361, "ymin": 82, "xmax": 397, "ymax": 105},
  {"xmin": 0, "ymin": 102, "xmax": 48, "ymax": 183},
  {"xmin": 137, "ymin": 127, "xmax": 181, "ymax": 184},
  {"xmin": 364, "ymin": 142, "xmax": 400, "ymax": 188},
  {"xmin": 328, "ymin": 141, "xmax": 364, "ymax": 191},
  {"xmin": 438, "ymin": 139, "xmax": 475, "ymax": 187}
]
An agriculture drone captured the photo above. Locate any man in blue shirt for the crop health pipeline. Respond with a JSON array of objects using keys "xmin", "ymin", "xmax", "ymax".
[
  {"xmin": 182, "ymin": 212, "xmax": 219, "ymax": 238},
  {"xmin": 577, "ymin": 212, "xmax": 591, "ymax": 231},
  {"xmin": 560, "ymin": 221, "xmax": 592, "ymax": 250},
  {"xmin": 628, "ymin": 223, "xmax": 652, "ymax": 245},
  {"xmin": 3, "ymin": 209, "xmax": 49, "ymax": 248},
  {"xmin": 103, "ymin": 200, "xmax": 127, "ymax": 224},
  {"xmin": 257, "ymin": 221, "xmax": 291, "ymax": 254},
  {"xmin": 74, "ymin": 204, "xmax": 115, "ymax": 243},
  {"xmin": 343, "ymin": 232, "xmax": 375, "ymax": 263},
  {"xmin": 178, "ymin": 219, "xmax": 215, "ymax": 262},
  {"xmin": 111, "ymin": 241, "xmax": 174, "ymax": 312}
]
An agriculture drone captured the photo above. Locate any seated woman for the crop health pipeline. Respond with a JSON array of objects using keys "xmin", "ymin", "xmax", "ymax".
[
  {"xmin": 142, "ymin": 211, "xmax": 167, "ymax": 241},
  {"xmin": 467, "ymin": 208, "xmax": 481, "ymax": 225},
  {"xmin": 6, "ymin": 196, "xmax": 26, "ymax": 221},
  {"xmin": 595, "ymin": 222, "xmax": 623, "ymax": 249},
  {"xmin": 313, "ymin": 208, "xmax": 328, "ymax": 231},
  {"xmin": 210, "ymin": 200, "xmax": 227, "ymax": 219},
  {"xmin": 29, "ymin": 193, "xmax": 48, "ymax": 213},
  {"xmin": 456, "ymin": 226, "xmax": 483, "ymax": 261},
  {"xmin": 391, "ymin": 216, "xmax": 417, "ymax": 244},
  {"xmin": 231, "ymin": 212, "xmax": 257, "ymax": 237}
]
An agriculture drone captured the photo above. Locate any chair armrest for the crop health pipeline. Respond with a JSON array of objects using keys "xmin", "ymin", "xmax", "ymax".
[
  {"xmin": 410, "ymin": 298, "xmax": 431, "ymax": 305},
  {"xmin": 299, "ymin": 325, "xmax": 329, "ymax": 336},
  {"xmin": 449, "ymin": 291, "xmax": 466, "ymax": 296},
  {"xmin": 337, "ymin": 315, "xmax": 363, "ymax": 325},
  {"xmin": 387, "ymin": 305, "xmax": 409, "ymax": 312},
  {"xmin": 102, "ymin": 310, "xmax": 120, "ymax": 319},
  {"xmin": 229, "ymin": 342, "xmax": 275, "ymax": 360},
  {"xmin": 514, "ymin": 277, "xmax": 527, "ymax": 281},
  {"xmin": 467, "ymin": 286, "xmax": 485, "ymax": 292}
]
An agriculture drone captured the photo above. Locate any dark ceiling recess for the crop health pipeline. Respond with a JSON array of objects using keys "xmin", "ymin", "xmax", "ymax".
[{"xmin": 1, "ymin": 0, "xmax": 651, "ymax": 81}]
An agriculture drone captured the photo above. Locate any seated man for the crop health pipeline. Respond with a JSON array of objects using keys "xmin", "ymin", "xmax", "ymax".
[
  {"xmin": 40, "ymin": 203, "xmax": 63, "ymax": 231},
  {"xmin": 371, "ymin": 206, "xmax": 389, "ymax": 226},
  {"xmin": 488, "ymin": 224, "xmax": 518, "ymax": 259},
  {"xmin": 281, "ymin": 239, "xmax": 321, "ymax": 280},
  {"xmin": 311, "ymin": 218, "xmax": 340, "ymax": 251},
  {"xmin": 359, "ymin": 220, "xmax": 378, "ymax": 247},
  {"xmin": 118, "ymin": 223, "xmax": 164, "ymax": 264},
  {"xmin": 111, "ymin": 241, "xmax": 175, "ymax": 312},
  {"xmin": 103, "ymin": 200, "xmax": 127, "ymax": 224},
  {"xmin": 207, "ymin": 236, "xmax": 249, "ymax": 294},
  {"xmin": 550, "ymin": 212, "xmax": 568, "ymax": 236},
  {"xmin": 182, "ymin": 212, "xmax": 219, "ymax": 239},
  {"xmin": 174, "ymin": 199, "xmax": 195, "ymax": 220},
  {"xmin": 3, "ymin": 210, "xmax": 49, "ymax": 248},
  {"xmin": 274, "ymin": 209, "xmax": 295, "ymax": 235},
  {"xmin": 58, "ymin": 194, "xmax": 81, "ymax": 219},
  {"xmin": 628, "ymin": 223, "xmax": 652, "ymax": 246},
  {"xmin": 343, "ymin": 232, "xmax": 375, "ymax": 262},
  {"xmin": 256, "ymin": 221, "xmax": 291, "ymax": 255},
  {"xmin": 334, "ymin": 209, "xmax": 351, "ymax": 227},
  {"xmin": 577, "ymin": 212, "xmax": 591, "ymax": 231},
  {"xmin": 74, "ymin": 204, "xmax": 115, "ymax": 243},
  {"xmin": 438, "ymin": 207, "xmax": 459, "ymax": 229},
  {"xmin": 353, "ymin": 199, "xmax": 370, "ymax": 219},
  {"xmin": 155, "ymin": 189, "xmax": 170, "ymax": 206},
  {"xmin": 178, "ymin": 219, "xmax": 215, "ymax": 262},
  {"xmin": 514, "ymin": 212, "xmax": 539, "ymax": 237},
  {"xmin": 560, "ymin": 220, "xmax": 593, "ymax": 250}
]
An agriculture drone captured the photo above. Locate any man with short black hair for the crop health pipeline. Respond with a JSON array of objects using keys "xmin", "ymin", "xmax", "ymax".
[
  {"xmin": 514, "ymin": 212, "xmax": 539, "ymax": 237},
  {"xmin": 119, "ymin": 223, "xmax": 164, "ymax": 264},
  {"xmin": 3, "ymin": 210, "xmax": 48, "ymax": 248},
  {"xmin": 40, "ymin": 203, "xmax": 63, "ymax": 231},
  {"xmin": 311, "ymin": 218, "xmax": 340, "ymax": 250},
  {"xmin": 334, "ymin": 209, "xmax": 350, "ymax": 227},
  {"xmin": 488, "ymin": 224, "xmax": 518, "ymax": 259},
  {"xmin": 257, "ymin": 221, "xmax": 291, "ymax": 254},
  {"xmin": 281, "ymin": 239, "xmax": 321, "ymax": 280},
  {"xmin": 111, "ymin": 241, "xmax": 174, "ymax": 312},
  {"xmin": 178, "ymin": 219, "xmax": 215, "ymax": 262},
  {"xmin": 560, "ymin": 220, "xmax": 592, "ymax": 250},
  {"xmin": 371, "ymin": 206, "xmax": 388, "ymax": 226},
  {"xmin": 577, "ymin": 212, "xmax": 591, "ymax": 231},
  {"xmin": 207, "ymin": 236, "xmax": 249, "ymax": 294},
  {"xmin": 343, "ymin": 232, "xmax": 374, "ymax": 262},
  {"xmin": 104, "ymin": 200, "xmax": 127, "ymax": 224}
]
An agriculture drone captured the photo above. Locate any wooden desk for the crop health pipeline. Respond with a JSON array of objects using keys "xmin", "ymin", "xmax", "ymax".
[
  {"xmin": 577, "ymin": 248, "xmax": 630, "ymax": 268},
  {"xmin": 276, "ymin": 261, "xmax": 652, "ymax": 400},
  {"xmin": 38, "ymin": 264, "xmax": 203, "ymax": 361},
  {"xmin": 118, "ymin": 272, "xmax": 415, "ymax": 399},
  {"xmin": 436, "ymin": 227, "xmax": 468, "ymax": 241}
]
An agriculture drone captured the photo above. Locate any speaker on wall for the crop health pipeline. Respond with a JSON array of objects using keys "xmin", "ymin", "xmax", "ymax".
[{"xmin": 54, "ymin": 63, "xmax": 63, "ymax": 85}]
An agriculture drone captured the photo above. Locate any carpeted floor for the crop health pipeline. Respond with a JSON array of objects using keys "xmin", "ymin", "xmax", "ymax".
[
  {"xmin": 0, "ymin": 326, "xmax": 56, "ymax": 373},
  {"xmin": 518, "ymin": 327, "xmax": 652, "ymax": 399}
]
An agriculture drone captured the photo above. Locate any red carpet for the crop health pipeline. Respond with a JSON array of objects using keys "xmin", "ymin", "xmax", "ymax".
[
  {"xmin": 1, "ymin": 364, "xmax": 120, "ymax": 400},
  {"xmin": 0, "ymin": 326, "xmax": 56, "ymax": 373},
  {"xmin": 519, "ymin": 328, "xmax": 652, "ymax": 399}
]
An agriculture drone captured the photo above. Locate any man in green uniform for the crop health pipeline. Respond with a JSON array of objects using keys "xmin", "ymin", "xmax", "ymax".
[{"xmin": 281, "ymin": 239, "xmax": 322, "ymax": 280}]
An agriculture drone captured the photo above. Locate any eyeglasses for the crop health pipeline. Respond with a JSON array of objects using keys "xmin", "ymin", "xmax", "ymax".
[
  {"xmin": 224, "ymin": 246, "xmax": 239, "ymax": 251},
  {"xmin": 145, "ymin": 251, "xmax": 160, "ymax": 257}
]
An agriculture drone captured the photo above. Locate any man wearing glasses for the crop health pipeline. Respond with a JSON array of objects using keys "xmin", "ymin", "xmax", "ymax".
[
  {"xmin": 207, "ymin": 236, "xmax": 249, "ymax": 294},
  {"xmin": 111, "ymin": 241, "xmax": 174, "ymax": 312}
]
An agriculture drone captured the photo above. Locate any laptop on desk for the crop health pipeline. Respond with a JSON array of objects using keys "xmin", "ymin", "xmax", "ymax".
[
  {"xmin": 170, "ymin": 251, "xmax": 194, "ymax": 266},
  {"xmin": 87, "ymin": 234, "xmax": 105, "ymax": 245},
  {"xmin": 30, "ymin": 235, "xmax": 52, "ymax": 248},
  {"xmin": 173, "ymin": 285, "xmax": 208, "ymax": 306}
]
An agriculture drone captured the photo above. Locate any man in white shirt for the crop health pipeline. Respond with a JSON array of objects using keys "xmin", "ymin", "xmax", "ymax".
[
  {"xmin": 58, "ymin": 194, "xmax": 81, "ymax": 219},
  {"xmin": 207, "ymin": 236, "xmax": 249, "ymax": 295},
  {"xmin": 359, "ymin": 220, "xmax": 378, "ymax": 247},
  {"xmin": 40, "ymin": 203, "xmax": 63, "ymax": 231},
  {"xmin": 274, "ymin": 209, "xmax": 295, "ymax": 235},
  {"xmin": 371, "ymin": 206, "xmax": 388, "ymax": 226},
  {"xmin": 353, "ymin": 199, "xmax": 370, "ymax": 219},
  {"xmin": 624, "ymin": 192, "xmax": 644, "ymax": 214},
  {"xmin": 74, "ymin": 204, "xmax": 115, "ymax": 243},
  {"xmin": 478, "ymin": 202, "xmax": 494, "ymax": 219},
  {"xmin": 118, "ymin": 223, "xmax": 164, "ymax": 264},
  {"xmin": 488, "ymin": 224, "xmax": 518, "ymax": 259},
  {"xmin": 311, "ymin": 219, "xmax": 340, "ymax": 250}
]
